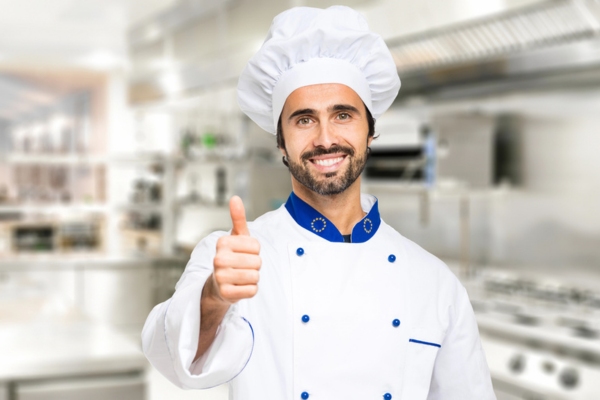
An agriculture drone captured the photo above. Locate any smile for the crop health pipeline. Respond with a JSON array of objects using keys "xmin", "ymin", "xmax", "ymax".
[{"xmin": 312, "ymin": 156, "xmax": 345, "ymax": 167}]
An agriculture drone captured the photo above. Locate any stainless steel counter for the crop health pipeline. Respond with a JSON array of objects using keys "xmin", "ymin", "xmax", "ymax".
[
  {"xmin": 0, "ymin": 254, "xmax": 187, "ymax": 270},
  {"xmin": 0, "ymin": 321, "xmax": 145, "ymax": 381},
  {"xmin": 0, "ymin": 253, "xmax": 189, "ymax": 400}
]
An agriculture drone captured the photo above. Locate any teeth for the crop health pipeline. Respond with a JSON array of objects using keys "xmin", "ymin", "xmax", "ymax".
[{"xmin": 314, "ymin": 156, "xmax": 344, "ymax": 166}]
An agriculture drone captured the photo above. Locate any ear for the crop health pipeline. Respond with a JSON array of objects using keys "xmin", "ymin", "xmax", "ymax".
[{"xmin": 367, "ymin": 134, "xmax": 374, "ymax": 147}]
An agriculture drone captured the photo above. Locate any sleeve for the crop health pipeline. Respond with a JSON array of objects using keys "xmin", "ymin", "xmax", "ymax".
[
  {"xmin": 427, "ymin": 283, "xmax": 496, "ymax": 400},
  {"xmin": 141, "ymin": 231, "xmax": 255, "ymax": 390}
]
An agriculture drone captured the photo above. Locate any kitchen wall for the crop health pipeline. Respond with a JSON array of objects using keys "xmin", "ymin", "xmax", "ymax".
[
  {"xmin": 376, "ymin": 95, "xmax": 600, "ymax": 273},
  {"xmin": 490, "ymin": 115, "xmax": 600, "ymax": 269}
]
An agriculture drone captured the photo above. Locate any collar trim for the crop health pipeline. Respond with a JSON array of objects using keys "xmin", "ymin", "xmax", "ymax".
[{"xmin": 284, "ymin": 191, "xmax": 380, "ymax": 243}]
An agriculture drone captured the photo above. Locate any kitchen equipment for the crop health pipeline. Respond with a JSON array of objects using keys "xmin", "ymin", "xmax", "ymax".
[
  {"xmin": 215, "ymin": 166, "xmax": 227, "ymax": 206},
  {"xmin": 469, "ymin": 270, "xmax": 600, "ymax": 399}
]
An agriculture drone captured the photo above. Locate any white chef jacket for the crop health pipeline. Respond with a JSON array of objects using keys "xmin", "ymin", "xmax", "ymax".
[{"xmin": 142, "ymin": 192, "xmax": 496, "ymax": 400}]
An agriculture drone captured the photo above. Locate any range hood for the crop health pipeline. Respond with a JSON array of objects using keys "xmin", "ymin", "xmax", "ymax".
[{"xmin": 388, "ymin": 0, "xmax": 600, "ymax": 99}]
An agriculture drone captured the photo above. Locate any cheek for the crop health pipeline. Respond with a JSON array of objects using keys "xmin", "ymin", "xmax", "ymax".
[{"xmin": 283, "ymin": 134, "xmax": 311, "ymax": 159}]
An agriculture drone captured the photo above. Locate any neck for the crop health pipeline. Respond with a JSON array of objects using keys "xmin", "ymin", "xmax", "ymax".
[{"xmin": 291, "ymin": 177, "xmax": 365, "ymax": 235}]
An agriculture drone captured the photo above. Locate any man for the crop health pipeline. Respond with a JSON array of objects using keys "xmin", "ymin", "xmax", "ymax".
[{"xmin": 142, "ymin": 6, "xmax": 496, "ymax": 399}]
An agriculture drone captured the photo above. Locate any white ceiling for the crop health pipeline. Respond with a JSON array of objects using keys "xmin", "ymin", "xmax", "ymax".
[
  {"xmin": 0, "ymin": 0, "xmax": 544, "ymax": 119},
  {"xmin": 0, "ymin": 0, "xmax": 182, "ymax": 66},
  {"xmin": 0, "ymin": 0, "xmax": 176, "ymax": 29}
]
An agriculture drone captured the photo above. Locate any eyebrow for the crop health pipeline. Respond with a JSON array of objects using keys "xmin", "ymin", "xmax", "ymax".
[
  {"xmin": 288, "ymin": 108, "xmax": 315, "ymax": 121},
  {"xmin": 330, "ymin": 104, "xmax": 360, "ymax": 114},
  {"xmin": 286, "ymin": 104, "xmax": 361, "ymax": 121}
]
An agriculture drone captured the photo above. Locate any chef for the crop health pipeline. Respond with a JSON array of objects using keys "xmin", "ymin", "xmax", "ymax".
[{"xmin": 142, "ymin": 5, "xmax": 496, "ymax": 400}]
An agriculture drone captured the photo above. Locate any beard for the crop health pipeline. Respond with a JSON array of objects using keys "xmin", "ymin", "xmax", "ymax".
[{"xmin": 286, "ymin": 144, "xmax": 368, "ymax": 196}]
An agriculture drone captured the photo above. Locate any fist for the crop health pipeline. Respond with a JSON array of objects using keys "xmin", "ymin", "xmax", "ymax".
[{"xmin": 211, "ymin": 196, "xmax": 261, "ymax": 304}]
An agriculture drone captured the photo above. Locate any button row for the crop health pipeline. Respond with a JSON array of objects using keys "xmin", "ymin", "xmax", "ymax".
[
  {"xmin": 299, "ymin": 392, "xmax": 392, "ymax": 399},
  {"xmin": 300, "ymin": 315, "xmax": 400, "ymax": 327},
  {"xmin": 296, "ymin": 247, "xmax": 396, "ymax": 264}
]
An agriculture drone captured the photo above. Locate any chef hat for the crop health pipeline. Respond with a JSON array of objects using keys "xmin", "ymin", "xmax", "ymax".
[{"xmin": 237, "ymin": 5, "xmax": 401, "ymax": 134}]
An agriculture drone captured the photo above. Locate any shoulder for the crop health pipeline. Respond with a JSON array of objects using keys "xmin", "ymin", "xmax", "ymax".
[{"xmin": 247, "ymin": 205, "xmax": 295, "ymax": 244}]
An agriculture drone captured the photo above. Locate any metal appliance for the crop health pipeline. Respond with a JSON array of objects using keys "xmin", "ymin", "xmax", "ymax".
[
  {"xmin": 468, "ymin": 270, "xmax": 600, "ymax": 399},
  {"xmin": 389, "ymin": 0, "xmax": 600, "ymax": 99}
]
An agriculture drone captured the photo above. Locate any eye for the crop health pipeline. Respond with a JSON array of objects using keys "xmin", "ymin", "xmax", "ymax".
[
  {"xmin": 298, "ymin": 117, "xmax": 312, "ymax": 125},
  {"xmin": 337, "ymin": 112, "xmax": 351, "ymax": 120}
]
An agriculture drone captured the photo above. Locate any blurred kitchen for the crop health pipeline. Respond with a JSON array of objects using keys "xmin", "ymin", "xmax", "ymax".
[{"xmin": 1, "ymin": 0, "xmax": 599, "ymax": 399}]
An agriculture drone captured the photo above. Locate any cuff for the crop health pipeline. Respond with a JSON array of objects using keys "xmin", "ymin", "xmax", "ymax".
[{"xmin": 165, "ymin": 272, "xmax": 255, "ymax": 389}]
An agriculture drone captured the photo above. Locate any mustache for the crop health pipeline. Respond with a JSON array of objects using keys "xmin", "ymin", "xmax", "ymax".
[{"xmin": 301, "ymin": 145, "xmax": 355, "ymax": 162}]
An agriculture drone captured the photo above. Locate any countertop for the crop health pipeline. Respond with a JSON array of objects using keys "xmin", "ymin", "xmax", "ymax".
[
  {"xmin": 0, "ymin": 320, "xmax": 146, "ymax": 381},
  {"xmin": 0, "ymin": 254, "xmax": 188, "ymax": 270}
]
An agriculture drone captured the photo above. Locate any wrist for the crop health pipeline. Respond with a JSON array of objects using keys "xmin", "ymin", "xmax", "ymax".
[{"xmin": 202, "ymin": 274, "xmax": 230, "ymax": 308}]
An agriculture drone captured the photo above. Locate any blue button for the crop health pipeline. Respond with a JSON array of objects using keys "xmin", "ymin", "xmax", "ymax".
[
  {"xmin": 392, "ymin": 319, "xmax": 401, "ymax": 327},
  {"xmin": 388, "ymin": 254, "xmax": 396, "ymax": 263},
  {"xmin": 301, "ymin": 392, "xmax": 309, "ymax": 399},
  {"xmin": 384, "ymin": 393, "xmax": 392, "ymax": 400},
  {"xmin": 302, "ymin": 315, "xmax": 310, "ymax": 323},
  {"xmin": 296, "ymin": 247, "xmax": 304, "ymax": 256}
]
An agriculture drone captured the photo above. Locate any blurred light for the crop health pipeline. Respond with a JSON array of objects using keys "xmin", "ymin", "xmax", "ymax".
[
  {"xmin": 149, "ymin": 58, "xmax": 180, "ymax": 71},
  {"xmin": 50, "ymin": 114, "xmax": 67, "ymax": 131},
  {"xmin": 159, "ymin": 70, "xmax": 183, "ymax": 95},
  {"xmin": 145, "ymin": 24, "xmax": 162, "ymax": 42},
  {"xmin": 49, "ymin": 114, "xmax": 68, "ymax": 149},
  {"xmin": 77, "ymin": 50, "xmax": 126, "ymax": 70}
]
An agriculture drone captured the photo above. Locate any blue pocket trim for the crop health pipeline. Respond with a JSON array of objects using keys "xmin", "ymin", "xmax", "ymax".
[{"xmin": 409, "ymin": 338, "xmax": 441, "ymax": 348}]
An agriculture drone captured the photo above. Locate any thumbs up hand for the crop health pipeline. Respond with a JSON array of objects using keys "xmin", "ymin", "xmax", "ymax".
[{"xmin": 209, "ymin": 196, "xmax": 261, "ymax": 304}]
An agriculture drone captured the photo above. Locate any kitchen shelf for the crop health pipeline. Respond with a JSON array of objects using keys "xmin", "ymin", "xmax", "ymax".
[
  {"xmin": 5, "ymin": 154, "xmax": 107, "ymax": 165},
  {"xmin": 114, "ymin": 203, "xmax": 166, "ymax": 212},
  {"xmin": 109, "ymin": 153, "xmax": 172, "ymax": 164},
  {"xmin": 175, "ymin": 201, "xmax": 229, "ymax": 209},
  {"xmin": 0, "ymin": 204, "xmax": 109, "ymax": 213}
]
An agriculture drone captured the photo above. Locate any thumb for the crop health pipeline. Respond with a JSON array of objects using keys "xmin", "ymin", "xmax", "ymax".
[{"xmin": 229, "ymin": 195, "xmax": 249, "ymax": 236}]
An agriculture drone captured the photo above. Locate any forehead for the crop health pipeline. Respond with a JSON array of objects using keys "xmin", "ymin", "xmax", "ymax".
[{"xmin": 282, "ymin": 83, "xmax": 363, "ymax": 114}]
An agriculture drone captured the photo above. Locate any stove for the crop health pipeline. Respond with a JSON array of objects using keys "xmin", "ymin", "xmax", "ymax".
[{"xmin": 467, "ymin": 270, "xmax": 600, "ymax": 400}]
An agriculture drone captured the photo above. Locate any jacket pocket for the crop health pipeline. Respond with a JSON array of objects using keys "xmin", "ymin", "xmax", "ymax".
[{"xmin": 401, "ymin": 328, "xmax": 444, "ymax": 400}]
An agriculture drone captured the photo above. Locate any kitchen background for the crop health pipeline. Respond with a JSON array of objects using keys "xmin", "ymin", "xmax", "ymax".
[{"xmin": 1, "ymin": 0, "xmax": 599, "ymax": 399}]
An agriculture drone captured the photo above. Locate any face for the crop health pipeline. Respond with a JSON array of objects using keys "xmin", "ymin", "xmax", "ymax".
[{"xmin": 279, "ymin": 83, "xmax": 372, "ymax": 196}]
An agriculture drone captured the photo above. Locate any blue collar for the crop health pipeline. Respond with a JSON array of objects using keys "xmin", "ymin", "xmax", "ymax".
[{"xmin": 284, "ymin": 191, "xmax": 381, "ymax": 243}]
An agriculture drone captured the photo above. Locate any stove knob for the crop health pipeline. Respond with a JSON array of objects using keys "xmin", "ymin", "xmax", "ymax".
[
  {"xmin": 508, "ymin": 354, "xmax": 525, "ymax": 374},
  {"xmin": 542, "ymin": 360, "xmax": 555, "ymax": 374},
  {"xmin": 559, "ymin": 367, "xmax": 579, "ymax": 389}
]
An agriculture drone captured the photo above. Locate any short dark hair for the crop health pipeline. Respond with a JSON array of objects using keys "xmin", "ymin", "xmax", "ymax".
[{"xmin": 276, "ymin": 104, "xmax": 376, "ymax": 152}]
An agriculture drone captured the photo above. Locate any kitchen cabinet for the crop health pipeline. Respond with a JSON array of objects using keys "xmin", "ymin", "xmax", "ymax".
[
  {"xmin": 0, "ymin": 302, "xmax": 147, "ymax": 400},
  {"xmin": 153, "ymin": 259, "xmax": 186, "ymax": 304},
  {"xmin": 0, "ymin": 256, "xmax": 187, "ymax": 341},
  {"xmin": 16, "ymin": 374, "xmax": 145, "ymax": 400},
  {"xmin": 0, "ymin": 266, "xmax": 78, "ymax": 320},
  {"xmin": 82, "ymin": 263, "xmax": 155, "ymax": 332},
  {"xmin": 79, "ymin": 257, "xmax": 186, "ymax": 340}
]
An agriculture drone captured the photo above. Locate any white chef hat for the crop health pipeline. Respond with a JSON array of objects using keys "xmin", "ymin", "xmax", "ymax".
[{"xmin": 237, "ymin": 5, "xmax": 401, "ymax": 134}]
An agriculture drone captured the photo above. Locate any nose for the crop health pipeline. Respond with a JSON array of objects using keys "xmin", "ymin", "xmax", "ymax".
[{"xmin": 313, "ymin": 120, "xmax": 337, "ymax": 149}]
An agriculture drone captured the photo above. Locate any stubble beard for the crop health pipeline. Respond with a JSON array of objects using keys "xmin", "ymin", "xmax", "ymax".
[{"xmin": 286, "ymin": 144, "xmax": 368, "ymax": 196}]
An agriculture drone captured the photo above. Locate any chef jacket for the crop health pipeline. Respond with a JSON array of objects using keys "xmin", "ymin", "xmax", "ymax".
[{"xmin": 142, "ymin": 192, "xmax": 496, "ymax": 399}]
